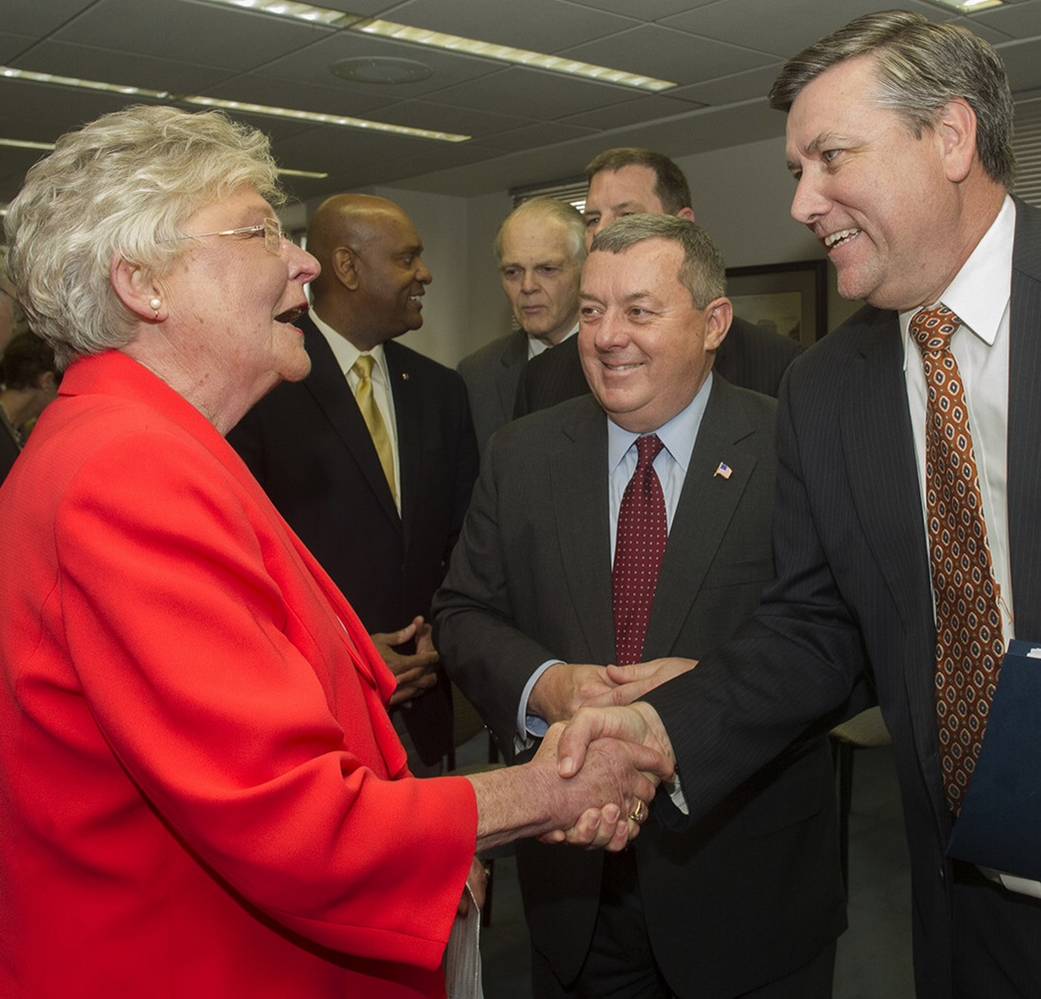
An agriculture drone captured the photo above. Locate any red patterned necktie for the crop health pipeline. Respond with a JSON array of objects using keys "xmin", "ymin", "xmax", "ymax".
[
  {"xmin": 613, "ymin": 434, "xmax": 668, "ymax": 666},
  {"xmin": 909, "ymin": 304, "xmax": 1004, "ymax": 814}
]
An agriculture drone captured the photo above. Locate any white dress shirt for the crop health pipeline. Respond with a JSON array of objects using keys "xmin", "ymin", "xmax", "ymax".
[
  {"xmin": 900, "ymin": 196, "xmax": 1039, "ymax": 898},
  {"xmin": 312, "ymin": 309, "xmax": 401, "ymax": 514}
]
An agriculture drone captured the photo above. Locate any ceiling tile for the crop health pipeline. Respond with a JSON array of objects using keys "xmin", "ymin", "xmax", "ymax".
[
  {"xmin": 560, "ymin": 93, "xmax": 705, "ymax": 130},
  {"xmin": 261, "ymin": 30, "xmax": 501, "ymax": 99},
  {"xmin": 997, "ymin": 37, "xmax": 1041, "ymax": 94},
  {"xmin": 560, "ymin": 24, "xmax": 774, "ymax": 85},
  {"xmin": 13, "ymin": 41, "xmax": 236, "ymax": 94},
  {"xmin": 564, "ymin": 0, "xmax": 718, "ymax": 18},
  {"xmin": 387, "ymin": 0, "xmax": 638, "ymax": 52},
  {"xmin": 973, "ymin": 1, "xmax": 1041, "ymax": 41},
  {"xmin": 430, "ymin": 65, "xmax": 638, "ymax": 118},
  {"xmin": 951, "ymin": 15, "xmax": 1014, "ymax": 43},
  {"xmin": 53, "ymin": 0, "xmax": 328, "ymax": 72},
  {"xmin": 478, "ymin": 120, "xmax": 598, "ymax": 153},
  {"xmin": 203, "ymin": 74, "xmax": 398, "ymax": 117},
  {"xmin": 660, "ymin": 0, "xmax": 956, "ymax": 60},
  {"xmin": 4, "ymin": 0, "xmax": 94, "ymax": 37},
  {"xmin": 373, "ymin": 101, "xmax": 534, "ymax": 138},
  {"xmin": 0, "ymin": 33, "xmax": 34, "ymax": 63},
  {"xmin": 668, "ymin": 63, "xmax": 783, "ymax": 106}
]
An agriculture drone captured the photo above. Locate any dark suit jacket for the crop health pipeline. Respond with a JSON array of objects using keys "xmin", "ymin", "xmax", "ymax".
[
  {"xmin": 457, "ymin": 329, "xmax": 528, "ymax": 454},
  {"xmin": 646, "ymin": 201, "xmax": 1041, "ymax": 999},
  {"xmin": 229, "ymin": 315, "xmax": 478, "ymax": 765},
  {"xmin": 515, "ymin": 315, "xmax": 801, "ymax": 416},
  {"xmin": 0, "ymin": 421, "xmax": 19, "ymax": 486},
  {"xmin": 433, "ymin": 379, "xmax": 844, "ymax": 996}
]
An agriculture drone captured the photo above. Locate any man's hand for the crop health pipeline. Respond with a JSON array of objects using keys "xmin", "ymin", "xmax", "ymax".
[
  {"xmin": 528, "ymin": 663, "xmax": 618, "ymax": 724},
  {"xmin": 557, "ymin": 703, "xmax": 676, "ymax": 782},
  {"xmin": 582, "ymin": 658, "xmax": 698, "ymax": 708},
  {"xmin": 369, "ymin": 616, "xmax": 440, "ymax": 706},
  {"xmin": 530, "ymin": 722, "xmax": 667, "ymax": 851}
]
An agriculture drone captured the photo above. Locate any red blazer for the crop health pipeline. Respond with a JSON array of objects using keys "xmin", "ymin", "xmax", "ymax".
[{"xmin": 0, "ymin": 351, "xmax": 477, "ymax": 998}]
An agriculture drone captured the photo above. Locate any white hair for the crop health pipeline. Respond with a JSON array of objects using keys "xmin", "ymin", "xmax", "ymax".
[{"xmin": 4, "ymin": 105, "xmax": 283, "ymax": 368}]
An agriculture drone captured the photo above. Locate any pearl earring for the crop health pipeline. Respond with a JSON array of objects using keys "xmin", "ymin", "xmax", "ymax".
[{"xmin": 149, "ymin": 297, "xmax": 162, "ymax": 311}]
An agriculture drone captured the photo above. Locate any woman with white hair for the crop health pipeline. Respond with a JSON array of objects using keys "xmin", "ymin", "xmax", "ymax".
[{"xmin": 0, "ymin": 105, "xmax": 663, "ymax": 998}]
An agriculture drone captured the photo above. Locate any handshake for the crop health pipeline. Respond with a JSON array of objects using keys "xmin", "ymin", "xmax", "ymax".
[{"xmin": 465, "ymin": 659, "xmax": 695, "ymax": 855}]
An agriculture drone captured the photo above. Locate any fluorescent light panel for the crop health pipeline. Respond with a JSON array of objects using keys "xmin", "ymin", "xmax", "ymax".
[
  {"xmin": 0, "ymin": 134, "xmax": 327, "ymax": 178},
  {"xmin": 928, "ymin": 0, "xmax": 1003, "ymax": 10},
  {"xmin": 0, "ymin": 66, "xmax": 469, "ymax": 143},
  {"xmin": 202, "ymin": 0, "xmax": 677, "ymax": 92}
]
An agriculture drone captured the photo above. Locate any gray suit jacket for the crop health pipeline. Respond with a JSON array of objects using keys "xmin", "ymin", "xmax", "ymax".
[
  {"xmin": 457, "ymin": 329, "xmax": 528, "ymax": 455},
  {"xmin": 647, "ymin": 200, "xmax": 1041, "ymax": 998},
  {"xmin": 433, "ymin": 377, "xmax": 844, "ymax": 996}
]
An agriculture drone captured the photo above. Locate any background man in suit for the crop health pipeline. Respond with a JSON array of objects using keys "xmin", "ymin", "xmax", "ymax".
[
  {"xmin": 558, "ymin": 13, "xmax": 1041, "ymax": 999},
  {"xmin": 458, "ymin": 197, "xmax": 585, "ymax": 453},
  {"xmin": 230, "ymin": 194, "xmax": 477, "ymax": 775},
  {"xmin": 435, "ymin": 215, "xmax": 843, "ymax": 998},
  {"xmin": 515, "ymin": 148, "xmax": 801, "ymax": 416}
]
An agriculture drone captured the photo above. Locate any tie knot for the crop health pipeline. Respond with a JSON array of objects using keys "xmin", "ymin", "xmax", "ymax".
[
  {"xmin": 910, "ymin": 304, "xmax": 961, "ymax": 354},
  {"xmin": 352, "ymin": 354, "xmax": 376, "ymax": 380},
  {"xmin": 635, "ymin": 434, "xmax": 664, "ymax": 470}
]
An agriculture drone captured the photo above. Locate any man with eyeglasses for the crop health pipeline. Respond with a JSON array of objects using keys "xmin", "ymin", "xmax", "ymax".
[{"xmin": 230, "ymin": 194, "xmax": 478, "ymax": 775}]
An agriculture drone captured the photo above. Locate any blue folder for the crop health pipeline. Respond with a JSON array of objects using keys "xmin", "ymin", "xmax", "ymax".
[{"xmin": 946, "ymin": 639, "xmax": 1041, "ymax": 880}]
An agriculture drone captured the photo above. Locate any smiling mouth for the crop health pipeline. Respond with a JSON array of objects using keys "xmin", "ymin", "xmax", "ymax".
[
  {"xmin": 275, "ymin": 303, "xmax": 308, "ymax": 325},
  {"xmin": 408, "ymin": 295, "xmax": 424, "ymax": 307},
  {"xmin": 824, "ymin": 228, "xmax": 861, "ymax": 250}
]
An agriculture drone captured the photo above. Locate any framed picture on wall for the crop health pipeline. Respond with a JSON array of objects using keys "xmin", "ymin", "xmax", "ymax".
[{"xmin": 725, "ymin": 259, "xmax": 828, "ymax": 347}]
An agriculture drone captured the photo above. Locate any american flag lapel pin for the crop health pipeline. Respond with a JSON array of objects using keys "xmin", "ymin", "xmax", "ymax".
[{"xmin": 714, "ymin": 462, "xmax": 733, "ymax": 480}]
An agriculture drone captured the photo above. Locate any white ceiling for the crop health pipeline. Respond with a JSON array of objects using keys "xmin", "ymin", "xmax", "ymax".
[{"xmin": 2, "ymin": 0, "xmax": 1040, "ymax": 205}]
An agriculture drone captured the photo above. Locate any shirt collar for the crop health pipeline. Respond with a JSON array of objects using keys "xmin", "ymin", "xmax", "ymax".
[
  {"xmin": 900, "ymin": 194, "xmax": 1015, "ymax": 363},
  {"xmin": 311, "ymin": 308, "xmax": 389, "ymax": 383},
  {"xmin": 607, "ymin": 372, "xmax": 713, "ymax": 474},
  {"xmin": 527, "ymin": 322, "xmax": 579, "ymax": 360}
]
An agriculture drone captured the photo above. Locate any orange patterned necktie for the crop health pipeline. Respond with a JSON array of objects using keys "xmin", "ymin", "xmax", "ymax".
[
  {"xmin": 613, "ymin": 434, "xmax": 668, "ymax": 666},
  {"xmin": 909, "ymin": 304, "xmax": 1004, "ymax": 814}
]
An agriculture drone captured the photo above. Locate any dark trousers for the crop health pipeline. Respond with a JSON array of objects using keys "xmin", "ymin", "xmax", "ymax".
[
  {"xmin": 531, "ymin": 851, "xmax": 835, "ymax": 999},
  {"xmin": 952, "ymin": 862, "xmax": 1041, "ymax": 999}
]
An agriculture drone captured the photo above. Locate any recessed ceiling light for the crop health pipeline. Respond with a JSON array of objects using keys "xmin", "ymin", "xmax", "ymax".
[
  {"xmin": 354, "ymin": 20, "xmax": 676, "ymax": 92},
  {"xmin": 0, "ymin": 137, "xmax": 56, "ymax": 151},
  {"xmin": 927, "ymin": 0, "xmax": 1003, "ymax": 11},
  {"xmin": 199, "ymin": 0, "xmax": 677, "ymax": 92},
  {"xmin": 0, "ymin": 66, "xmax": 470, "ymax": 143},
  {"xmin": 184, "ymin": 95, "xmax": 469, "ymax": 141},
  {"xmin": 0, "ymin": 66, "xmax": 170, "ymax": 99},
  {"xmin": 0, "ymin": 134, "xmax": 327, "ymax": 178},
  {"xmin": 331, "ymin": 57, "xmax": 433, "ymax": 85}
]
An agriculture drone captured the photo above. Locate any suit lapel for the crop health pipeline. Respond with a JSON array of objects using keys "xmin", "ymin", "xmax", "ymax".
[
  {"xmin": 644, "ymin": 379, "xmax": 758, "ymax": 659},
  {"xmin": 1008, "ymin": 201, "xmax": 1041, "ymax": 637},
  {"xmin": 496, "ymin": 331, "xmax": 527, "ymax": 422},
  {"xmin": 301, "ymin": 318, "xmax": 400, "ymax": 531},
  {"xmin": 550, "ymin": 400, "xmax": 615, "ymax": 663},
  {"xmin": 385, "ymin": 342, "xmax": 420, "ymax": 553},
  {"xmin": 840, "ymin": 311, "xmax": 939, "ymax": 784}
]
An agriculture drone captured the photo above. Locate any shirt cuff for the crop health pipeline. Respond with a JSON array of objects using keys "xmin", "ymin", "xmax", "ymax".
[
  {"xmin": 514, "ymin": 659, "xmax": 563, "ymax": 753},
  {"xmin": 666, "ymin": 770, "xmax": 689, "ymax": 815}
]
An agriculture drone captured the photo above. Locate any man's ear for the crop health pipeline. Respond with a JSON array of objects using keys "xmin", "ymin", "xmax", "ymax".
[
  {"xmin": 703, "ymin": 297, "xmax": 733, "ymax": 350},
  {"xmin": 110, "ymin": 255, "xmax": 164, "ymax": 322},
  {"xmin": 333, "ymin": 246, "xmax": 360, "ymax": 291},
  {"xmin": 676, "ymin": 207, "xmax": 696, "ymax": 223},
  {"xmin": 936, "ymin": 98, "xmax": 978, "ymax": 184}
]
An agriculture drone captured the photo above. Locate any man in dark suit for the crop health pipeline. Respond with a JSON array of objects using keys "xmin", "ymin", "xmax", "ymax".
[
  {"xmin": 435, "ymin": 216, "xmax": 843, "ymax": 997},
  {"xmin": 515, "ymin": 148, "xmax": 801, "ymax": 416},
  {"xmin": 230, "ymin": 194, "xmax": 477, "ymax": 774},
  {"xmin": 558, "ymin": 13, "xmax": 1041, "ymax": 999},
  {"xmin": 458, "ymin": 198, "xmax": 585, "ymax": 454}
]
